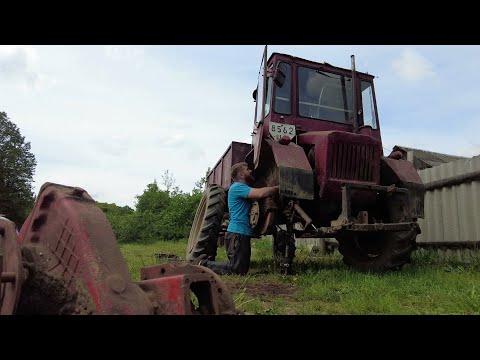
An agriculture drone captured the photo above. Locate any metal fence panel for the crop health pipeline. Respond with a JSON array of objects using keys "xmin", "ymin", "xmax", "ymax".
[{"xmin": 417, "ymin": 155, "xmax": 480, "ymax": 243}]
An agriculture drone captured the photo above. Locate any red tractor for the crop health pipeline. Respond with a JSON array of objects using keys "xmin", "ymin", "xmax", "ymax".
[{"xmin": 187, "ymin": 47, "xmax": 425, "ymax": 273}]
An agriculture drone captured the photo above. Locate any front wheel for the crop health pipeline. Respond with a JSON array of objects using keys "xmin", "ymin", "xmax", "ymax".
[
  {"xmin": 272, "ymin": 227, "xmax": 296, "ymax": 274},
  {"xmin": 336, "ymin": 227, "xmax": 418, "ymax": 272}
]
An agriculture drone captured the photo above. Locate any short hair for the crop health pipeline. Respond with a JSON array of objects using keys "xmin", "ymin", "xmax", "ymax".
[{"xmin": 231, "ymin": 162, "xmax": 248, "ymax": 180}]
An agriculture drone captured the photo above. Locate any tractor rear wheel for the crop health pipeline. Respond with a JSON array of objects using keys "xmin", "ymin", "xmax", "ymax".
[{"xmin": 186, "ymin": 185, "xmax": 227, "ymax": 263}]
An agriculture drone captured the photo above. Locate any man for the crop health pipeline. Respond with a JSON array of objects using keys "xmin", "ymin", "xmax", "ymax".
[{"xmin": 196, "ymin": 162, "xmax": 279, "ymax": 275}]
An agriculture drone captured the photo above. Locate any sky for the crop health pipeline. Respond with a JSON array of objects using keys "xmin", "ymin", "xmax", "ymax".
[{"xmin": 1, "ymin": 45, "xmax": 479, "ymax": 208}]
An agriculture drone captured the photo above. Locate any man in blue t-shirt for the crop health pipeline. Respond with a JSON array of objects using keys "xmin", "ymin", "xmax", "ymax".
[{"xmin": 197, "ymin": 162, "xmax": 279, "ymax": 275}]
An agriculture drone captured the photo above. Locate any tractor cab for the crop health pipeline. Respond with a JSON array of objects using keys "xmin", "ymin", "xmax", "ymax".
[{"xmin": 251, "ymin": 49, "xmax": 382, "ymax": 169}]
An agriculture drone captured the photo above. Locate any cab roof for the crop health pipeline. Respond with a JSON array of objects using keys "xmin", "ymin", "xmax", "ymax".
[{"xmin": 268, "ymin": 52, "xmax": 375, "ymax": 80}]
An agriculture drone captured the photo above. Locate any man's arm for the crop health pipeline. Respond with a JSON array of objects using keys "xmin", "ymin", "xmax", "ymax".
[{"xmin": 247, "ymin": 185, "xmax": 280, "ymax": 200}]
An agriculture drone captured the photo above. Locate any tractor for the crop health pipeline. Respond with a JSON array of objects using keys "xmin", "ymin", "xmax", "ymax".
[{"xmin": 186, "ymin": 47, "xmax": 425, "ymax": 273}]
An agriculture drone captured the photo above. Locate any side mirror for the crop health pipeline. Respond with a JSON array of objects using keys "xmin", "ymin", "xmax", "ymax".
[
  {"xmin": 273, "ymin": 64, "xmax": 286, "ymax": 88},
  {"xmin": 252, "ymin": 88, "xmax": 257, "ymax": 102}
]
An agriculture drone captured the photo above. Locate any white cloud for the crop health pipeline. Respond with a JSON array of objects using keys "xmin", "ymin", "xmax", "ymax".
[
  {"xmin": 33, "ymin": 163, "xmax": 147, "ymax": 207},
  {"xmin": 0, "ymin": 46, "xmax": 55, "ymax": 92},
  {"xmin": 392, "ymin": 48, "xmax": 435, "ymax": 82},
  {"xmin": 90, "ymin": 136, "xmax": 130, "ymax": 157},
  {"xmin": 104, "ymin": 45, "xmax": 145, "ymax": 69}
]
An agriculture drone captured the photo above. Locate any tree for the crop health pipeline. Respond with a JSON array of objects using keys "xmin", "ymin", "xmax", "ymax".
[
  {"xmin": 192, "ymin": 167, "xmax": 211, "ymax": 195},
  {"xmin": 161, "ymin": 169, "xmax": 181, "ymax": 195},
  {"xmin": 96, "ymin": 202, "xmax": 134, "ymax": 215},
  {"xmin": 134, "ymin": 179, "xmax": 171, "ymax": 213},
  {"xmin": 0, "ymin": 112, "xmax": 37, "ymax": 227}
]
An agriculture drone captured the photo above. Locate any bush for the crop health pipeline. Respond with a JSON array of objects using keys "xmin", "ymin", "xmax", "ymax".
[{"xmin": 98, "ymin": 181, "xmax": 204, "ymax": 243}]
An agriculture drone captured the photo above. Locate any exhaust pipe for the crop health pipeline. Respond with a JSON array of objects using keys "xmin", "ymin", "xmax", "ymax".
[{"xmin": 351, "ymin": 55, "xmax": 358, "ymax": 133}]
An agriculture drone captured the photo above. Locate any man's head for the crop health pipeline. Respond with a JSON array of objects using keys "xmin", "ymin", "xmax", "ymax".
[{"xmin": 231, "ymin": 162, "xmax": 255, "ymax": 185}]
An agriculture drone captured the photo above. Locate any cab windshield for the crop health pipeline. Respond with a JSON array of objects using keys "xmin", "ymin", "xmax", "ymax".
[{"xmin": 298, "ymin": 66, "xmax": 353, "ymax": 125}]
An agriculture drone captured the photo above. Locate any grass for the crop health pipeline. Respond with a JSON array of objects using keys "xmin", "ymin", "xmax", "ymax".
[
  {"xmin": 119, "ymin": 241, "xmax": 187, "ymax": 280},
  {"xmin": 119, "ymin": 238, "xmax": 480, "ymax": 315}
]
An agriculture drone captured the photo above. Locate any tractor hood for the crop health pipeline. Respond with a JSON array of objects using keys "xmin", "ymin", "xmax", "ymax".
[{"xmin": 298, "ymin": 131, "xmax": 383, "ymax": 198}]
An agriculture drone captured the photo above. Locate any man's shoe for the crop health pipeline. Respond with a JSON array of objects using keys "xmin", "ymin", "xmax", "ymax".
[{"xmin": 190, "ymin": 253, "xmax": 207, "ymax": 266}]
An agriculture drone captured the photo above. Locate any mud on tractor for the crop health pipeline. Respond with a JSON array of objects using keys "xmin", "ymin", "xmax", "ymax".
[{"xmin": 187, "ymin": 47, "xmax": 425, "ymax": 273}]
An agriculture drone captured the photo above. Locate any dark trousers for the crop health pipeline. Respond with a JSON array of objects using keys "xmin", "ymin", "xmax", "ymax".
[{"xmin": 201, "ymin": 232, "xmax": 251, "ymax": 275}]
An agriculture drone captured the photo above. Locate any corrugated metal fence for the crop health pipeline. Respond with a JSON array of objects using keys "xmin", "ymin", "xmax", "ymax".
[{"xmin": 417, "ymin": 155, "xmax": 480, "ymax": 244}]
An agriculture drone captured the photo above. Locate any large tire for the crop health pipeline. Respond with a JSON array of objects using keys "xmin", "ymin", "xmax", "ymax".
[
  {"xmin": 336, "ymin": 193, "xmax": 418, "ymax": 272},
  {"xmin": 336, "ymin": 228, "xmax": 417, "ymax": 272},
  {"xmin": 186, "ymin": 185, "xmax": 227, "ymax": 262}
]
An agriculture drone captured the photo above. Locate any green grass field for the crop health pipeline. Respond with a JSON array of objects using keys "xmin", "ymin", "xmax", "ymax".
[{"xmin": 119, "ymin": 239, "xmax": 480, "ymax": 315}]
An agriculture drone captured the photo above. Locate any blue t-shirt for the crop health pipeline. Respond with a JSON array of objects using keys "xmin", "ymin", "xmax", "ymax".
[{"xmin": 227, "ymin": 182, "xmax": 256, "ymax": 237}]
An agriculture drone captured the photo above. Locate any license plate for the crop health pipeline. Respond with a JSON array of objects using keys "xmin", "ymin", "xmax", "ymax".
[{"xmin": 269, "ymin": 121, "xmax": 296, "ymax": 141}]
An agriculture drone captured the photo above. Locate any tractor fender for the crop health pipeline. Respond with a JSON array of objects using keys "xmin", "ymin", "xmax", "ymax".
[
  {"xmin": 380, "ymin": 157, "xmax": 425, "ymax": 219},
  {"xmin": 381, "ymin": 157, "xmax": 422, "ymax": 184},
  {"xmin": 264, "ymin": 139, "xmax": 314, "ymax": 200}
]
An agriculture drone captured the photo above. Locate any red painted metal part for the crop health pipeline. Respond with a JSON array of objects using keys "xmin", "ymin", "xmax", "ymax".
[
  {"xmin": 264, "ymin": 139, "xmax": 311, "ymax": 170},
  {"xmin": 139, "ymin": 262, "xmax": 239, "ymax": 315},
  {"xmin": 298, "ymin": 131, "xmax": 383, "ymax": 199},
  {"xmin": 381, "ymin": 157, "xmax": 423, "ymax": 184},
  {"xmin": 139, "ymin": 275, "xmax": 217, "ymax": 315},
  {"xmin": 6, "ymin": 182, "xmax": 239, "ymax": 315},
  {"xmin": 0, "ymin": 217, "xmax": 25, "ymax": 315},
  {"xmin": 207, "ymin": 141, "xmax": 252, "ymax": 190},
  {"xmin": 16, "ymin": 183, "xmax": 153, "ymax": 314}
]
